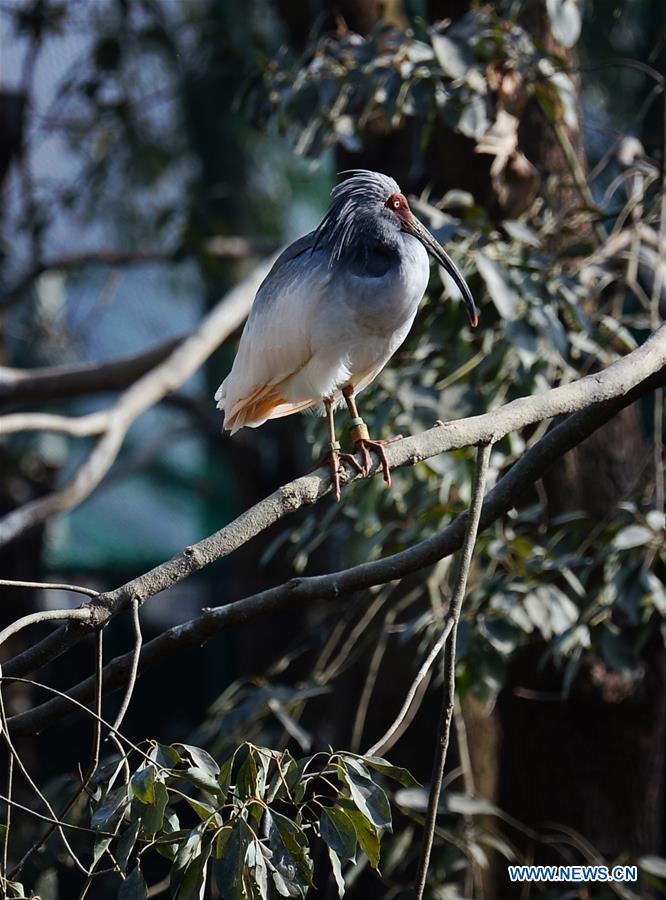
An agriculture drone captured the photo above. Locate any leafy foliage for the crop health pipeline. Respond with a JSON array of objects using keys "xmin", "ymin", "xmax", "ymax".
[{"xmin": 85, "ymin": 741, "xmax": 414, "ymax": 898}]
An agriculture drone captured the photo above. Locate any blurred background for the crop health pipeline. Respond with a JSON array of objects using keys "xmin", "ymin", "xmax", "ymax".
[{"xmin": 1, "ymin": 0, "xmax": 665, "ymax": 897}]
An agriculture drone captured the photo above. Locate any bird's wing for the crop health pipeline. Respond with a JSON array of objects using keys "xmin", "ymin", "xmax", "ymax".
[{"xmin": 216, "ymin": 232, "xmax": 329, "ymax": 432}]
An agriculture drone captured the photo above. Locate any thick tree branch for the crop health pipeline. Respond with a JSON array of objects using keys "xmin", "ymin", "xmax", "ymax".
[
  {"xmin": 0, "ymin": 240, "xmax": 275, "ymax": 310},
  {"xmin": 0, "ymin": 255, "xmax": 277, "ymax": 547},
  {"xmin": 0, "ymin": 410, "xmax": 111, "ymax": 437},
  {"xmin": 6, "ymin": 351, "xmax": 666, "ymax": 736},
  {"xmin": 3, "ymin": 324, "xmax": 666, "ymax": 685},
  {"xmin": 0, "ymin": 336, "xmax": 184, "ymax": 405}
]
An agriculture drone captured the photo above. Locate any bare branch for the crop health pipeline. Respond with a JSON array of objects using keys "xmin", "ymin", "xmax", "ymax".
[
  {"xmin": 7, "ymin": 352, "xmax": 666, "ymax": 736},
  {"xmin": 1, "ymin": 240, "xmax": 275, "ymax": 310},
  {"xmin": 0, "ymin": 336, "xmax": 183, "ymax": 405},
  {"xmin": 0, "ymin": 607, "xmax": 93, "ymax": 653},
  {"xmin": 0, "ymin": 579, "xmax": 99, "ymax": 598},
  {"xmin": 413, "ymin": 442, "xmax": 492, "ymax": 900},
  {"xmin": 9, "ymin": 632, "xmax": 105, "ymax": 880},
  {"xmin": 109, "ymin": 598, "xmax": 141, "ymax": 734},
  {"xmin": 2, "ymin": 754, "xmax": 12, "ymax": 887},
  {"xmin": 0, "ymin": 254, "xmax": 277, "ymax": 547},
  {"xmin": 3, "ymin": 323, "xmax": 666, "ymax": 690},
  {"xmin": 3, "ymin": 676, "xmax": 150, "ymax": 757},
  {"xmin": 0, "ymin": 678, "xmax": 88, "ymax": 873},
  {"xmin": 0, "ymin": 410, "xmax": 111, "ymax": 436},
  {"xmin": 0, "ymin": 793, "xmax": 102, "ymax": 835},
  {"xmin": 366, "ymin": 620, "xmax": 455, "ymax": 758}
]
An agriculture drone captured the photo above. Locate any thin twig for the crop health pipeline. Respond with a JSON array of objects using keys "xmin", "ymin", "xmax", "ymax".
[
  {"xmin": 0, "ymin": 607, "xmax": 93, "ymax": 653},
  {"xmin": 366, "ymin": 620, "xmax": 455, "ymax": 758},
  {"xmin": 0, "ymin": 579, "xmax": 99, "ymax": 598},
  {"xmin": 551, "ymin": 120, "xmax": 607, "ymax": 246},
  {"xmin": 9, "ymin": 633, "xmax": 105, "ymax": 880},
  {"xmin": 413, "ymin": 442, "xmax": 492, "ymax": 900},
  {"xmin": 109, "ymin": 598, "xmax": 142, "ymax": 734},
  {"xmin": 92, "ymin": 631, "xmax": 103, "ymax": 771},
  {"xmin": 2, "ymin": 754, "xmax": 12, "ymax": 888},
  {"xmin": 351, "ymin": 605, "xmax": 397, "ymax": 752},
  {"xmin": 0, "ymin": 793, "xmax": 104, "ymax": 835},
  {"xmin": 0, "ymin": 674, "xmax": 88, "ymax": 874},
  {"xmin": 1, "ymin": 676, "xmax": 147, "ymax": 758}
]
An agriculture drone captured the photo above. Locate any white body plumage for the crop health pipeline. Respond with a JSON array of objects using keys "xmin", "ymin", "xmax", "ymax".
[{"xmin": 216, "ymin": 171, "xmax": 477, "ymax": 434}]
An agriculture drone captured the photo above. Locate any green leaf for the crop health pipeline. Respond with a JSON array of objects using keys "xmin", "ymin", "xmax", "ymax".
[
  {"xmin": 131, "ymin": 766, "xmax": 156, "ymax": 804},
  {"xmin": 340, "ymin": 803, "xmax": 380, "ymax": 869},
  {"xmin": 613, "ymin": 524, "xmax": 654, "ymax": 550},
  {"xmin": 284, "ymin": 755, "xmax": 314, "ymax": 804},
  {"xmin": 523, "ymin": 586, "xmax": 578, "ymax": 640},
  {"xmin": 476, "ymin": 254, "xmax": 519, "ymax": 321},
  {"xmin": 340, "ymin": 759, "xmax": 391, "ymax": 831},
  {"xmin": 175, "ymin": 744, "xmax": 220, "ymax": 779},
  {"xmin": 358, "ymin": 756, "xmax": 419, "ymax": 788},
  {"xmin": 456, "ymin": 93, "xmax": 489, "ymax": 140},
  {"xmin": 639, "ymin": 856, "xmax": 666, "ymax": 878},
  {"xmin": 266, "ymin": 751, "xmax": 296, "ymax": 803},
  {"xmin": 182, "ymin": 795, "xmax": 223, "ymax": 828},
  {"xmin": 149, "ymin": 742, "xmax": 182, "ymax": 769},
  {"xmin": 180, "ymin": 767, "xmax": 221, "ymax": 795},
  {"xmin": 248, "ymin": 839, "xmax": 269, "ymax": 898},
  {"xmin": 266, "ymin": 810, "xmax": 314, "ymax": 897},
  {"xmin": 154, "ymin": 808, "xmax": 181, "ymax": 861},
  {"xmin": 446, "ymin": 792, "xmax": 499, "ymax": 816},
  {"xmin": 174, "ymin": 824, "xmax": 205, "ymax": 871},
  {"xmin": 236, "ymin": 752, "xmax": 258, "ymax": 799},
  {"xmin": 212, "ymin": 825, "xmax": 232, "ymax": 860},
  {"xmin": 431, "ymin": 33, "xmax": 475, "ymax": 80},
  {"xmin": 328, "ymin": 847, "xmax": 346, "ymax": 898},
  {"xmin": 118, "ymin": 863, "xmax": 148, "ymax": 900},
  {"xmin": 545, "ymin": 0, "xmax": 582, "ymax": 48},
  {"xmin": 93, "ymin": 836, "xmax": 112, "ymax": 866},
  {"xmin": 175, "ymin": 835, "xmax": 212, "ymax": 900},
  {"xmin": 116, "ymin": 820, "xmax": 141, "ymax": 872},
  {"xmin": 548, "ymin": 72, "xmax": 578, "ymax": 128},
  {"xmin": 217, "ymin": 757, "xmax": 233, "ymax": 797},
  {"xmin": 214, "ymin": 819, "xmax": 252, "ymax": 898},
  {"xmin": 92, "ymin": 786, "xmax": 129, "ymax": 830},
  {"xmin": 140, "ymin": 781, "xmax": 169, "ymax": 835},
  {"xmin": 320, "ymin": 807, "xmax": 356, "ymax": 860}
]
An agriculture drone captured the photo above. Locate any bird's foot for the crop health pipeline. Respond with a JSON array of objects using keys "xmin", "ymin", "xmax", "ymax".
[
  {"xmin": 315, "ymin": 443, "xmax": 364, "ymax": 502},
  {"xmin": 353, "ymin": 439, "xmax": 393, "ymax": 487},
  {"xmin": 349, "ymin": 419, "xmax": 401, "ymax": 487}
]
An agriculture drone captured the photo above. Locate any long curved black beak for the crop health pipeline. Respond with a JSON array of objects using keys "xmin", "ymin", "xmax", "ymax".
[{"xmin": 406, "ymin": 216, "xmax": 479, "ymax": 327}]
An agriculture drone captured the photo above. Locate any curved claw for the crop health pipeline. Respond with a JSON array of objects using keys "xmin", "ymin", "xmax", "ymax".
[
  {"xmin": 314, "ymin": 450, "xmax": 364, "ymax": 501},
  {"xmin": 354, "ymin": 439, "xmax": 392, "ymax": 488}
]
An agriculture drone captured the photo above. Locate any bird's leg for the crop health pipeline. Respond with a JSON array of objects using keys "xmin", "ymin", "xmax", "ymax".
[
  {"xmin": 320, "ymin": 397, "xmax": 363, "ymax": 501},
  {"xmin": 342, "ymin": 385, "xmax": 397, "ymax": 488}
]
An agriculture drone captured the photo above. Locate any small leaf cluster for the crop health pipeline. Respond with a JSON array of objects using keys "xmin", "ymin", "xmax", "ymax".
[
  {"xmin": 251, "ymin": 6, "xmax": 577, "ymax": 159},
  {"xmin": 87, "ymin": 740, "xmax": 417, "ymax": 899}
]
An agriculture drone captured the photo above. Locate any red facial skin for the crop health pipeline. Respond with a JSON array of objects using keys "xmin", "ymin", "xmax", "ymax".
[{"xmin": 385, "ymin": 192, "xmax": 413, "ymax": 229}]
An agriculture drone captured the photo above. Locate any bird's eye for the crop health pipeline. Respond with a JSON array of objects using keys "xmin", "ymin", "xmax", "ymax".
[{"xmin": 393, "ymin": 199, "xmax": 401, "ymax": 209}]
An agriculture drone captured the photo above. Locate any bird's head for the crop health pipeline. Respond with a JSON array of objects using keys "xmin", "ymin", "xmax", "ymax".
[{"xmin": 318, "ymin": 170, "xmax": 478, "ymax": 328}]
